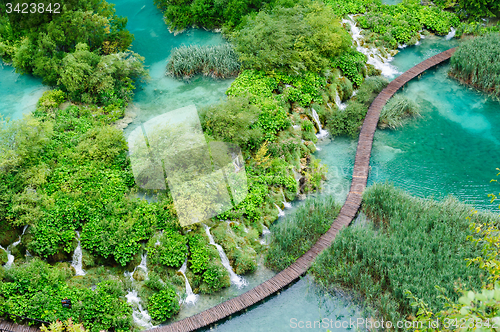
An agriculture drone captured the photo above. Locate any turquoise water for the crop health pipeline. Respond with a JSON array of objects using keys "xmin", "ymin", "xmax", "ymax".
[
  {"xmin": 0, "ymin": 63, "xmax": 47, "ymax": 120},
  {"xmin": 204, "ymin": 276, "xmax": 365, "ymax": 332},
  {"xmin": 111, "ymin": 0, "xmax": 233, "ymax": 137}
]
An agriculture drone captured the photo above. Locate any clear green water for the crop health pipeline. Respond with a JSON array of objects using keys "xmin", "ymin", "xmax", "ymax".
[
  {"xmin": 202, "ymin": 276, "xmax": 364, "ymax": 332},
  {"xmin": 111, "ymin": 0, "xmax": 234, "ymax": 137},
  {"xmin": 0, "ymin": 63, "xmax": 47, "ymax": 120}
]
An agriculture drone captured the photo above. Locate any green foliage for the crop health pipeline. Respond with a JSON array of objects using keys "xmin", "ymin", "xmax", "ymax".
[
  {"xmin": 353, "ymin": 75, "xmax": 388, "ymax": 105},
  {"xmin": 449, "ymin": 33, "xmax": 500, "ymax": 98},
  {"xmin": 352, "ymin": 0, "xmax": 459, "ymax": 47},
  {"xmin": 323, "ymin": 0, "xmax": 380, "ymax": 18},
  {"xmin": 0, "ymin": 249, "xmax": 7, "ymax": 266},
  {"xmin": 326, "ymin": 101, "xmax": 367, "ymax": 138},
  {"xmin": 265, "ymin": 196, "xmax": 341, "ymax": 271},
  {"xmin": 41, "ymin": 318, "xmax": 86, "ymax": 332},
  {"xmin": 312, "ymin": 183, "xmax": 494, "ymax": 326},
  {"xmin": 0, "ymin": 259, "xmax": 132, "ymax": 331},
  {"xmin": 226, "ymin": 70, "xmax": 278, "ymax": 100},
  {"xmin": 200, "ymin": 96, "xmax": 263, "ymax": 150},
  {"xmin": 147, "ymin": 229, "xmax": 188, "ymax": 268},
  {"xmin": 153, "ymin": 0, "xmax": 273, "ymax": 30},
  {"xmin": 147, "ymin": 287, "xmax": 180, "ymax": 322},
  {"xmin": 456, "ymin": 0, "xmax": 500, "ymax": 19},
  {"xmin": 0, "ymin": 0, "xmax": 141, "ymax": 105},
  {"xmin": 187, "ymin": 233, "xmax": 209, "ymax": 274},
  {"xmin": 379, "ymin": 94, "xmax": 420, "ymax": 129},
  {"xmin": 230, "ymin": 0, "xmax": 352, "ymax": 75},
  {"xmin": 201, "ymin": 261, "xmax": 231, "ymax": 293},
  {"xmin": 167, "ymin": 43, "xmax": 240, "ymax": 79},
  {"xmin": 37, "ymin": 90, "xmax": 66, "ymax": 113},
  {"xmin": 332, "ymin": 51, "xmax": 367, "ymax": 87}
]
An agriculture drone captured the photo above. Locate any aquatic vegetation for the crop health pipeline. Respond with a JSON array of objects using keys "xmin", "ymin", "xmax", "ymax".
[
  {"xmin": 166, "ymin": 44, "xmax": 240, "ymax": 79},
  {"xmin": 230, "ymin": 1, "xmax": 352, "ymax": 75},
  {"xmin": 312, "ymin": 183, "xmax": 497, "ymax": 326},
  {"xmin": 0, "ymin": 259, "xmax": 133, "ymax": 331},
  {"xmin": 265, "ymin": 196, "xmax": 341, "ymax": 271},
  {"xmin": 379, "ymin": 94, "xmax": 420, "ymax": 129},
  {"xmin": 449, "ymin": 33, "xmax": 500, "ymax": 98}
]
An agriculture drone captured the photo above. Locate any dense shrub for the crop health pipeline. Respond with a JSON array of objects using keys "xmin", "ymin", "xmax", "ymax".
[
  {"xmin": 449, "ymin": 33, "xmax": 500, "ymax": 98},
  {"xmin": 166, "ymin": 44, "xmax": 240, "ymax": 79},
  {"xmin": 265, "ymin": 196, "xmax": 341, "ymax": 271},
  {"xmin": 353, "ymin": 75, "xmax": 388, "ymax": 105},
  {"xmin": 311, "ymin": 184, "xmax": 495, "ymax": 327},
  {"xmin": 230, "ymin": 0, "xmax": 352, "ymax": 75},
  {"xmin": 147, "ymin": 228, "xmax": 188, "ymax": 268},
  {"xmin": 0, "ymin": 259, "xmax": 132, "ymax": 331},
  {"xmin": 331, "ymin": 51, "xmax": 367, "ymax": 87},
  {"xmin": 147, "ymin": 287, "xmax": 180, "ymax": 322},
  {"xmin": 379, "ymin": 94, "xmax": 420, "ymax": 129},
  {"xmin": 327, "ymin": 101, "xmax": 367, "ymax": 138}
]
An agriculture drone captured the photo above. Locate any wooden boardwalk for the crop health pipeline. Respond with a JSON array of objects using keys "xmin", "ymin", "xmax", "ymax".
[
  {"xmin": 0, "ymin": 320, "xmax": 39, "ymax": 332},
  {"xmin": 150, "ymin": 47, "xmax": 457, "ymax": 332},
  {"xmin": 0, "ymin": 48, "xmax": 456, "ymax": 332}
]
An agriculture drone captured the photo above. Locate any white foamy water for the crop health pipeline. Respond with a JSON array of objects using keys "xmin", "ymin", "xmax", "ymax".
[
  {"xmin": 334, "ymin": 91, "xmax": 347, "ymax": 111},
  {"xmin": 445, "ymin": 27, "xmax": 456, "ymax": 40},
  {"xmin": 260, "ymin": 225, "xmax": 272, "ymax": 245},
  {"xmin": 343, "ymin": 15, "xmax": 400, "ymax": 78},
  {"xmin": 0, "ymin": 245, "xmax": 14, "ymax": 269},
  {"xmin": 311, "ymin": 108, "xmax": 329, "ymax": 140},
  {"xmin": 71, "ymin": 231, "xmax": 86, "ymax": 276},
  {"xmin": 281, "ymin": 190, "xmax": 292, "ymax": 209},
  {"xmin": 126, "ymin": 290, "xmax": 154, "ymax": 329},
  {"xmin": 178, "ymin": 258, "xmax": 199, "ymax": 305},
  {"xmin": 202, "ymin": 224, "xmax": 247, "ymax": 288},
  {"xmin": 274, "ymin": 203, "xmax": 286, "ymax": 218}
]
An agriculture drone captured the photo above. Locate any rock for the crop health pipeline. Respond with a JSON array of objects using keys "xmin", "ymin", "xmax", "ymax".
[{"xmin": 133, "ymin": 269, "xmax": 147, "ymax": 281}]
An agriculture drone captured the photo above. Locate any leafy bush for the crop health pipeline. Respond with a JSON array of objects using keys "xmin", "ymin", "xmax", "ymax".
[
  {"xmin": 379, "ymin": 94, "xmax": 420, "ymax": 129},
  {"xmin": 147, "ymin": 287, "xmax": 180, "ymax": 322},
  {"xmin": 187, "ymin": 233, "xmax": 209, "ymax": 274},
  {"xmin": 0, "ymin": 249, "xmax": 7, "ymax": 266},
  {"xmin": 230, "ymin": 0, "xmax": 352, "ymax": 75},
  {"xmin": 166, "ymin": 44, "xmax": 240, "ymax": 79},
  {"xmin": 265, "ymin": 195, "xmax": 341, "ymax": 271},
  {"xmin": 312, "ymin": 184, "xmax": 495, "ymax": 327},
  {"xmin": 449, "ymin": 33, "xmax": 500, "ymax": 98},
  {"xmin": 331, "ymin": 51, "xmax": 367, "ymax": 87},
  {"xmin": 353, "ymin": 75, "xmax": 388, "ymax": 105},
  {"xmin": 0, "ymin": 259, "xmax": 132, "ymax": 331},
  {"xmin": 147, "ymin": 229, "xmax": 188, "ymax": 268},
  {"xmin": 326, "ymin": 101, "xmax": 367, "ymax": 138}
]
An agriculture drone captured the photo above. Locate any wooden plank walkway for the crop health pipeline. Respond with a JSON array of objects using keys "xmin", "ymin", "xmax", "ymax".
[
  {"xmin": 150, "ymin": 47, "xmax": 457, "ymax": 332},
  {"xmin": 0, "ymin": 48, "xmax": 456, "ymax": 332}
]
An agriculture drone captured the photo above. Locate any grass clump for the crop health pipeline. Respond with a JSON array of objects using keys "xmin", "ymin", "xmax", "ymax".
[
  {"xmin": 378, "ymin": 94, "xmax": 420, "ymax": 129},
  {"xmin": 311, "ymin": 183, "xmax": 497, "ymax": 326},
  {"xmin": 264, "ymin": 196, "xmax": 341, "ymax": 271},
  {"xmin": 167, "ymin": 43, "xmax": 240, "ymax": 79},
  {"xmin": 449, "ymin": 33, "xmax": 500, "ymax": 98}
]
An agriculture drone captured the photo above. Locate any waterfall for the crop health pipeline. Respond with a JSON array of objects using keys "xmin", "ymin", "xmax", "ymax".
[
  {"xmin": 445, "ymin": 27, "xmax": 456, "ymax": 40},
  {"xmin": 274, "ymin": 203, "xmax": 285, "ymax": 218},
  {"xmin": 311, "ymin": 108, "xmax": 329, "ymax": 140},
  {"xmin": 0, "ymin": 225, "xmax": 29, "ymax": 269},
  {"xmin": 125, "ymin": 290, "xmax": 154, "ymax": 329},
  {"xmin": 260, "ymin": 226, "xmax": 271, "ymax": 245},
  {"xmin": 71, "ymin": 231, "xmax": 86, "ymax": 276},
  {"xmin": 281, "ymin": 190, "xmax": 292, "ymax": 209},
  {"xmin": 0, "ymin": 245, "xmax": 14, "ymax": 269},
  {"xmin": 202, "ymin": 224, "xmax": 247, "ymax": 288},
  {"xmin": 178, "ymin": 258, "xmax": 199, "ymax": 305},
  {"xmin": 334, "ymin": 90, "xmax": 347, "ymax": 111},
  {"xmin": 342, "ymin": 15, "xmax": 399, "ymax": 78}
]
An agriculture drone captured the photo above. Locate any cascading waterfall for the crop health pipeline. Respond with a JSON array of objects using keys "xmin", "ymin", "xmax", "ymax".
[
  {"xmin": 334, "ymin": 90, "xmax": 347, "ymax": 111},
  {"xmin": 0, "ymin": 245, "xmax": 14, "ymax": 269},
  {"xmin": 342, "ymin": 15, "xmax": 399, "ymax": 78},
  {"xmin": 445, "ymin": 27, "xmax": 456, "ymax": 40},
  {"xmin": 311, "ymin": 108, "xmax": 329, "ymax": 139},
  {"xmin": 125, "ymin": 290, "xmax": 154, "ymax": 329},
  {"xmin": 202, "ymin": 224, "xmax": 247, "ymax": 288},
  {"xmin": 178, "ymin": 258, "xmax": 199, "ymax": 305},
  {"xmin": 281, "ymin": 190, "xmax": 292, "ymax": 209},
  {"xmin": 124, "ymin": 253, "xmax": 153, "ymax": 329},
  {"xmin": 260, "ymin": 226, "xmax": 271, "ymax": 245},
  {"xmin": 274, "ymin": 203, "xmax": 286, "ymax": 218},
  {"xmin": 0, "ymin": 225, "xmax": 29, "ymax": 269},
  {"xmin": 71, "ymin": 231, "xmax": 86, "ymax": 276}
]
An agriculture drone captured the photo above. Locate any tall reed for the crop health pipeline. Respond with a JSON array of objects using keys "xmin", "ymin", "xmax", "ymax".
[
  {"xmin": 312, "ymin": 183, "xmax": 498, "ymax": 327},
  {"xmin": 166, "ymin": 44, "xmax": 240, "ymax": 79},
  {"xmin": 379, "ymin": 94, "xmax": 420, "ymax": 129},
  {"xmin": 449, "ymin": 33, "xmax": 500, "ymax": 98},
  {"xmin": 265, "ymin": 196, "xmax": 341, "ymax": 271}
]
